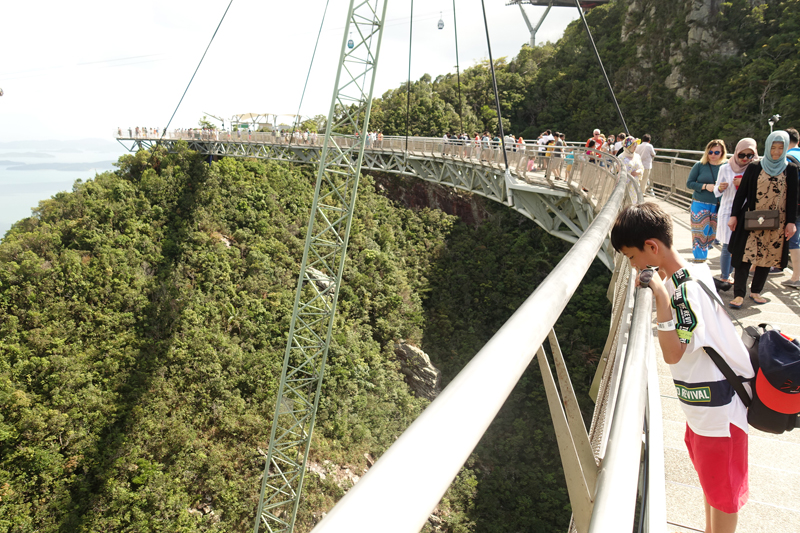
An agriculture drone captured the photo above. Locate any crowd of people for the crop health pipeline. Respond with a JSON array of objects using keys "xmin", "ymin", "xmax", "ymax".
[{"xmin": 685, "ymin": 128, "xmax": 800, "ymax": 308}]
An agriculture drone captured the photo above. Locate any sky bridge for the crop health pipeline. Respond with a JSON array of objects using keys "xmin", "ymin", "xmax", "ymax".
[{"xmin": 118, "ymin": 128, "xmax": 800, "ymax": 533}]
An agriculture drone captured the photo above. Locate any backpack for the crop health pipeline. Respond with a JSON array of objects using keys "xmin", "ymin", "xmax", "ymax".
[{"xmin": 694, "ymin": 280, "xmax": 800, "ymax": 434}]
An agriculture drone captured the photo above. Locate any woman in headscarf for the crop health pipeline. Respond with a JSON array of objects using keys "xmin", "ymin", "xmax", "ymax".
[
  {"xmin": 714, "ymin": 138, "xmax": 758, "ymax": 285},
  {"xmin": 620, "ymin": 136, "xmax": 644, "ymax": 185},
  {"xmin": 687, "ymin": 139, "xmax": 728, "ymax": 262},
  {"xmin": 727, "ymin": 130, "xmax": 798, "ymax": 307}
]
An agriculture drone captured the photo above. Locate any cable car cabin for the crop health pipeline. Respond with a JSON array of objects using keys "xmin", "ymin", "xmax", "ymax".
[
  {"xmin": 438, "ymin": 13, "xmax": 444, "ymax": 29},
  {"xmin": 348, "ymin": 32, "xmax": 354, "ymax": 49}
]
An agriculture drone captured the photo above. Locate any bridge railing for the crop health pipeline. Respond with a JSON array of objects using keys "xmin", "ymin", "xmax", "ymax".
[
  {"xmin": 116, "ymin": 128, "xmax": 661, "ymax": 531},
  {"xmin": 116, "ymin": 130, "xmax": 626, "ymax": 212},
  {"xmin": 302, "ymin": 170, "xmax": 664, "ymax": 533}
]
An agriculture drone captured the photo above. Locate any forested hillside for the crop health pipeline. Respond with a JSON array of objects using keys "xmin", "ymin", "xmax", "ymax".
[
  {"xmin": 368, "ymin": 0, "xmax": 799, "ymax": 149},
  {"xmin": 0, "ymin": 144, "xmax": 609, "ymax": 532}
]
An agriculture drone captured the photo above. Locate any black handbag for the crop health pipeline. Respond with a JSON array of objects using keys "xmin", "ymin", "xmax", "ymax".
[{"xmin": 744, "ymin": 210, "xmax": 780, "ymax": 231}]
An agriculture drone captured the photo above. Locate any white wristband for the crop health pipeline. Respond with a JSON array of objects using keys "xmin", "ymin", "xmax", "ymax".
[{"xmin": 657, "ymin": 319, "xmax": 676, "ymax": 331}]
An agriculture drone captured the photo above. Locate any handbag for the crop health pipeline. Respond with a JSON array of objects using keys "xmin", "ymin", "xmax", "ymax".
[{"xmin": 744, "ymin": 210, "xmax": 780, "ymax": 231}]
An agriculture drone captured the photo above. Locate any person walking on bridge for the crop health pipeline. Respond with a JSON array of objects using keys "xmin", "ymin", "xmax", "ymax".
[
  {"xmin": 714, "ymin": 138, "xmax": 758, "ymax": 286},
  {"xmin": 688, "ymin": 139, "xmax": 727, "ymax": 262},
  {"xmin": 781, "ymin": 127, "xmax": 800, "ymax": 289},
  {"xmin": 727, "ymin": 130, "xmax": 798, "ymax": 307}
]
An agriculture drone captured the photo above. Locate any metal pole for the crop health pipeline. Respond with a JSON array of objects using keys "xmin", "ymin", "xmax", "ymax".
[{"xmin": 574, "ymin": 0, "xmax": 629, "ymax": 136}]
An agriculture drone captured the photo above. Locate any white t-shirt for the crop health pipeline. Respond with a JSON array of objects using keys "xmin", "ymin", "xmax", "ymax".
[
  {"xmin": 664, "ymin": 264, "xmax": 754, "ymax": 437},
  {"xmin": 635, "ymin": 142, "xmax": 656, "ymax": 169},
  {"xmin": 713, "ymin": 164, "xmax": 744, "ymax": 244}
]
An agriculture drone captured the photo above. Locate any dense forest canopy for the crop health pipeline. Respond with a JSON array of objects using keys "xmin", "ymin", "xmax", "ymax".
[
  {"xmin": 367, "ymin": 0, "xmax": 799, "ymax": 150},
  {"xmin": 0, "ymin": 142, "xmax": 610, "ymax": 532}
]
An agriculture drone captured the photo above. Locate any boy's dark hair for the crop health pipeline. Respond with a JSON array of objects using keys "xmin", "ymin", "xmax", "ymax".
[
  {"xmin": 611, "ymin": 202, "xmax": 673, "ymax": 251},
  {"xmin": 642, "ymin": 133, "xmax": 651, "ymax": 143},
  {"xmin": 786, "ymin": 128, "xmax": 799, "ymax": 145}
]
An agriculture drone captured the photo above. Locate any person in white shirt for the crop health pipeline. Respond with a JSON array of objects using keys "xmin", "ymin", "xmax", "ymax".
[
  {"xmin": 714, "ymin": 138, "xmax": 758, "ymax": 284},
  {"xmin": 635, "ymin": 133, "xmax": 657, "ymax": 193},
  {"xmin": 612, "ymin": 202, "xmax": 752, "ymax": 533}
]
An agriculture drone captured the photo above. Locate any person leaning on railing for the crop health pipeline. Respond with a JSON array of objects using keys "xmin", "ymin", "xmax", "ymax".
[{"xmin": 687, "ymin": 139, "xmax": 727, "ymax": 262}]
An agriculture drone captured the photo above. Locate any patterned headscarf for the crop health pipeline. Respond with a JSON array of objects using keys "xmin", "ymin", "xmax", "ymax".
[
  {"xmin": 623, "ymin": 136, "xmax": 637, "ymax": 154},
  {"xmin": 728, "ymin": 137, "xmax": 758, "ymax": 174},
  {"xmin": 761, "ymin": 130, "xmax": 790, "ymax": 176}
]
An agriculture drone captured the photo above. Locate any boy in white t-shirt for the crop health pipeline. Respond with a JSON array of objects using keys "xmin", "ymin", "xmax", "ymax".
[{"xmin": 611, "ymin": 202, "xmax": 754, "ymax": 533}]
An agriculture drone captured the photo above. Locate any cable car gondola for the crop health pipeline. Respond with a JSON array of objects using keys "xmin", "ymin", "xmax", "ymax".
[
  {"xmin": 437, "ymin": 12, "xmax": 444, "ymax": 30},
  {"xmin": 347, "ymin": 31, "xmax": 354, "ymax": 49}
]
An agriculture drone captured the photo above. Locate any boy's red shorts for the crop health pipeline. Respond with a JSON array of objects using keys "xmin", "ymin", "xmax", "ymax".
[{"xmin": 684, "ymin": 423, "xmax": 749, "ymax": 514}]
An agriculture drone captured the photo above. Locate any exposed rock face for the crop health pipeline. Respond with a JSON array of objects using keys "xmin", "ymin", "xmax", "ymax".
[
  {"xmin": 394, "ymin": 341, "xmax": 442, "ymax": 401},
  {"xmin": 372, "ymin": 173, "xmax": 489, "ymax": 227}
]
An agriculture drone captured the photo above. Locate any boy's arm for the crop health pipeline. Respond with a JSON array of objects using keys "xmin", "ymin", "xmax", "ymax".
[{"xmin": 648, "ymin": 272, "xmax": 687, "ymax": 364}]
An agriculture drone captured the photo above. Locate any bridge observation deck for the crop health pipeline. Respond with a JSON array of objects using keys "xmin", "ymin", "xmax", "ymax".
[{"xmin": 116, "ymin": 129, "xmax": 800, "ymax": 532}]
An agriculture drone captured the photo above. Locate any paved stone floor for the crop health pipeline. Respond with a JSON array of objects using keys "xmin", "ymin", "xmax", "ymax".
[{"xmin": 652, "ymin": 198, "xmax": 800, "ymax": 533}]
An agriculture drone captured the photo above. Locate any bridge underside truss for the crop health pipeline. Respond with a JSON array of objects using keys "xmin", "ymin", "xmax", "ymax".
[{"xmin": 121, "ymin": 138, "xmax": 614, "ymax": 269}]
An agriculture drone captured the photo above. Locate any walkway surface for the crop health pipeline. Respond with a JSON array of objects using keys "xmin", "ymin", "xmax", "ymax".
[{"xmin": 652, "ymin": 198, "xmax": 800, "ymax": 533}]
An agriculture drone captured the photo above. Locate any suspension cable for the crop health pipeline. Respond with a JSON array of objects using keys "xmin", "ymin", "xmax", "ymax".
[
  {"xmin": 405, "ymin": 0, "xmax": 414, "ymax": 154},
  {"xmin": 157, "ymin": 0, "xmax": 234, "ymax": 144},
  {"xmin": 452, "ymin": 0, "xmax": 463, "ymax": 135},
  {"xmin": 288, "ymin": 0, "xmax": 332, "ymax": 144},
  {"xmin": 574, "ymin": 0, "xmax": 629, "ymax": 136},
  {"xmin": 480, "ymin": 0, "xmax": 508, "ymax": 170}
]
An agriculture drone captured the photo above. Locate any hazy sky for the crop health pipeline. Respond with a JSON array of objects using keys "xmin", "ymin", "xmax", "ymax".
[{"xmin": 0, "ymin": 0, "xmax": 580, "ymax": 142}]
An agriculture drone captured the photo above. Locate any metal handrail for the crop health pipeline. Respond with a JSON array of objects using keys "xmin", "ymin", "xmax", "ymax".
[
  {"xmin": 589, "ymin": 286, "xmax": 660, "ymax": 532},
  {"xmin": 309, "ymin": 174, "xmax": 631, "ymax": 533}
]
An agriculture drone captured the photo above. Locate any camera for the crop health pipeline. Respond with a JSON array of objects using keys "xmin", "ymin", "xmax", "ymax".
[{"xmin": 638, "ymin": 267, "xmax": 658, "ymax": 289}]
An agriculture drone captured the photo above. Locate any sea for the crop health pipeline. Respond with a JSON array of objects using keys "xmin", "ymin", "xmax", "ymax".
[{"xmin": 0, "ymin": 138, "xmax": 127, "ymax": 241}]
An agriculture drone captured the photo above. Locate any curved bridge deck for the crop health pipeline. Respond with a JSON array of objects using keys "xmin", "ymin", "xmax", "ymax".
[{"xmin": 118, "ymin": 132, "xmax": 633, "ymax": 270}]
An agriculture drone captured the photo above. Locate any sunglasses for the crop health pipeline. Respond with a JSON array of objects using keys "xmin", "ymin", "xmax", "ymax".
[
  {"xmin": 708, "ymin": 150, "xmax": 722, "ymax": 155},
  {"xmin": 737, "ymin": 153, "xmax": 755, "ymax": 160}
]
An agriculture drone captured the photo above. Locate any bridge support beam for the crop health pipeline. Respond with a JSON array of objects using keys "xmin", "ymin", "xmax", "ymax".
[{"xmin": 538, "ymin": 329, "xmax": 598, "ymax": 533}]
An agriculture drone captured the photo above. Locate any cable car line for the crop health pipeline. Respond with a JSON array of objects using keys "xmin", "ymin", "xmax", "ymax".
[
  {"xmin": 573, "ymin": 0, "xmax": 628, "ymax": 136},
  {"xmin": 480, "ymin": 0, "xmax": 509, "ymax": 171},
  {"xmin": 453, "ymin": 0, "xmax": 463, "ymax": 135},
  {"xmin": 288, "ymin": 0, "xmax": 332, "ymax": 144},
  {"xmin": 405, "ymin": 0, "xmax": 414, "ymax": 154},
  {"xmin": 156, "ymin": 0, "xmax": 234, "ymax": 147}
]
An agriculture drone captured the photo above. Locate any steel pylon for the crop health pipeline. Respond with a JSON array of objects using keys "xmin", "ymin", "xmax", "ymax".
[{"xmin": 253, "ymin": 1, "xmax": 389, "ymax": 532}]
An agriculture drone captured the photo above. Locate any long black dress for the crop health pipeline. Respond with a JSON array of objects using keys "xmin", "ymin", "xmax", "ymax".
[{"xmin": 729, "ymin": 161, "xmax": 798, "ymax": 269}]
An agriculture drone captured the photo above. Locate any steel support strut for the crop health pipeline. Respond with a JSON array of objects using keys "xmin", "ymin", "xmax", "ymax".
[{"xmin": 253, "ymin": 1, "xmax": 389, "ymax": 532}]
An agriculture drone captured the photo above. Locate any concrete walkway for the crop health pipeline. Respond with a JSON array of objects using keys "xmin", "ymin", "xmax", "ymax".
[{"xmin": 651, "ymin": 198, "xmax": 800, "ymax": 533}]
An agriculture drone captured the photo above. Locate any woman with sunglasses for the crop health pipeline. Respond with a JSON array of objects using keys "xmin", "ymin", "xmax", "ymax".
[
  {"xmin": 687, "ymin": 139, "xmax": 728, "ymax": 261},
  {"xmin": 713, "ymin": 138, "xmax": 758, "ymax": 285},
  {"xmin": 727, "ymin": 130, "xmax": 798, "ymax": 307}
]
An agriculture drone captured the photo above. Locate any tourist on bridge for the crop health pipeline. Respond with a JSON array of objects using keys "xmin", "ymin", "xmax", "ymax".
[
  {"xmin": 687, "ymin": 139, "xmax": 727, "ymax": 262},
  {"xmin": 586, "ymin": 128, "xmax": 603, "ymax": 149},
  {"xmin": 727, "ymin": 130, "xmax": 798, "ymax": 307},
  {"xmin": 620, "ymin": 136, "xmax": 644, "ymax": 185},
  {"xmin": 611, "ymin": 202, "xmax": 753, "ymax": 533},
  {"xmin": 781, "ymin": 128, "xmax": 800, "ymax": 289},
  {"xmin": 713, "ymin": 138, "xmax": 758, "ymax": 287},
  {"xmin": 635, "ymin": 134, "xmax": 656, "ymax": 194}
]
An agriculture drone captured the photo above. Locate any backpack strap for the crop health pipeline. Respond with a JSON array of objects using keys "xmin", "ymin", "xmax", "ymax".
[
  {"xmin": 703, "ymin": 347, "xmax": 752, "ymax": 408},
  {"xmin": 681, "ymin": 277, "xmax": 753, "ymax": 407},
  {"xmin": 693, "ymin": 279, "xmax": 747, "ymax": 330}
]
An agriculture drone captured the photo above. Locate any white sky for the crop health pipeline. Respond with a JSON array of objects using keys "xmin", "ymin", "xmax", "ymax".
[{"xmin": 0, "ymin": 0, "xmax": 580, "ymax": 142}]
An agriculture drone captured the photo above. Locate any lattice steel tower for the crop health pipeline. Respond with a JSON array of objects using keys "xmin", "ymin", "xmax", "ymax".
[{"xmin": 253, "ymin": 1, "xmax": 389, "ymax": 532}]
